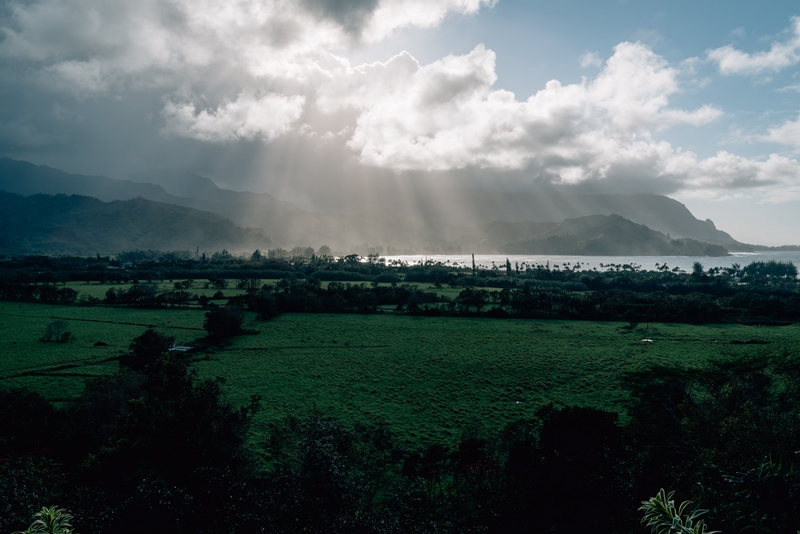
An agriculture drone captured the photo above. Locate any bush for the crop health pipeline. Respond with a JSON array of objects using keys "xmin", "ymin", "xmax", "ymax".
[
  {"xmin": 309, "ymin": 270, "xmax": 372, "ymax": 282},
  {"xmin": 40, "ymin": 321, "xmax": 72, "ymax": 343},
  {"xmin": 372, "ymin": 273, "xmax": 402, "ymax": 284},
  {"xmin": 12, "ymin": 505, "xmax": 77, "ymax": 534},
  {"xmin": 203, "ymin": 305, "xmax": 245, "ymax": 341},
  {"xmin": 120, "ymin": 329, "xmax": 175, "ymax": 370}
]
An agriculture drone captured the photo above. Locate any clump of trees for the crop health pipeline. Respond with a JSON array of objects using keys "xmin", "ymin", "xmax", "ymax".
[
  {"xmin": 39, "ymin": 321, "xmax": 74, "ymax": 343},
  {"xmin": 203, "ymin": 305, "xmax": 246, "ymax": 341},
  {"xmin": 118, "ymin": 329, "xmax": 175, "ymax": 370},
  {"xmin": 236, "ymin": 279, "xmax": 440, "ymax": 317}
]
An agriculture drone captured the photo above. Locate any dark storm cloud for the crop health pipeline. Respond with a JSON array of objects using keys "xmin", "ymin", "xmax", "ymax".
[{"xmin": 301, "ymin": 0, "xmax": 380, "ymax": 38}]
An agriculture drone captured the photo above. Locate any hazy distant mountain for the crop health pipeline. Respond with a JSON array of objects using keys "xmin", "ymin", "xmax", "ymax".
[
  {"xmin": 491, "ymin": 214, "xmax": 729, "ymax": 256},
  {"xmin": 130, "ymin": 174, "xmax": 752, "ymax": 252},
  {"xmin": 0, "ymin": 188, "xmax": 729, "ymax": 258},
  {"xmin": 0, "ymin": 158, "xmax": 467, "ymax": 252},
  {"xmin": 344, "ymin": 185, "xmax": 741, "ymax": 247},
  {"xmin": 128, "ymin": 170, "xmax": 299, "ymax": 209},
  {"xmin": 122, "ymin": 167, "xmax": 756, "ymax": 250},
  {"xmin": 0, "ymin": 158, "xmax": 751, "ymax": 253},
  {"xmin": 0, "ymin": 191, "xmax": 273, "ymax": 256},
  {"xmin": 0, "ymin": 158, "xmax": 177, "ymax": 203}
]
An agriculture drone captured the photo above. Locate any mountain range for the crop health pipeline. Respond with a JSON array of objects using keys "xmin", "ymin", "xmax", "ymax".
[
  {"xmin": 0, "ymin": 157, "xmax": 785, "ymax": 256},
  {"xmin": 0, "ymin": 191, "xmax": 272, "ymax": 256}
]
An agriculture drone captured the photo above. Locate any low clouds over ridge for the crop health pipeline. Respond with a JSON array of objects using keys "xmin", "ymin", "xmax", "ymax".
[{"xmin": 0, "ymin": 0, "xmax": 799, "ymax": 200}]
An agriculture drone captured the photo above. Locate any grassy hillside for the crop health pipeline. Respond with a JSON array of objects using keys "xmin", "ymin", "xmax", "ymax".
[{"xmin": 0, "ymin": 191, "xmax": 274, "ymax": 255}]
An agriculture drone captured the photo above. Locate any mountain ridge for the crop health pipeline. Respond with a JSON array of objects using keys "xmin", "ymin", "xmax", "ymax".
[
  {"xmin": 0, "ymin": 191, "xmax": 274, "ymax": 256},
  {"xmin": 494, "ymin": 214, "xmax": 728, "ymax": 256},
  {"xmin": 0, "ymin": 190, "xmax": 730, "ymax": 257},
  {"xmin": 0, "ymin": 157, "xmax": 772, "ymax": 253}
]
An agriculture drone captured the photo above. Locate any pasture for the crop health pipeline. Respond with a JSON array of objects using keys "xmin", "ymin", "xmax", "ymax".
[
  {"xmin": 0, "ymin": 301, "xmax": 206, "ymax": 400},
  {"xmin": 3, "ymin": 299, "xmax": 798, "ymax": 448},
  {"xmin": 194, "ymin": 314, "xmax": 800, "ymax": 448},
  {"xmin": 63, "ymin": 279, "xmax": 479, "ymax": 302},
  {"xmin": 65, "ymin": 280, "xmax": 253, "ymax": 300}
]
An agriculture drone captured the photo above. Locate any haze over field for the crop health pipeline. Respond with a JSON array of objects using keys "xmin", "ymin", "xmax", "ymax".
[{"xmin": 1, "ymin": 1, "xmax": 800, "ymax": 245}]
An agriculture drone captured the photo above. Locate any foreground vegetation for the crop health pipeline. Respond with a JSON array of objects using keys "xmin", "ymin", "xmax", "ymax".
[{"xmin": 2, "ymin": 341, "xmax": 798, "ymax": 533}]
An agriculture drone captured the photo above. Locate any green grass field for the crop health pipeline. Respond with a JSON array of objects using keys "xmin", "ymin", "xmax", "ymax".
[
  {"xmin": 194, "ymin": 314, "xmax": 799, "ymax": 448},
  {"xmin": 0, "ymin": 301, "xmax": 206, "ymax": 400},
  {"xmin": 2, "ymin": 300, "xmax": 798, "ymax": 448},
  {"xmin": 65, "ymin": 280, "xmax": 253, "ymax": 300},
  {"xmin": 64, "ymin": 280, "xmax": 468, "ymax": 300}
]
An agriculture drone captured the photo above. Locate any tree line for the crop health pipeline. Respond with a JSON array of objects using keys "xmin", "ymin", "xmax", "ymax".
[{"xmin": 2, "ymin": 266, "xmax": 800, "ymax": 325}]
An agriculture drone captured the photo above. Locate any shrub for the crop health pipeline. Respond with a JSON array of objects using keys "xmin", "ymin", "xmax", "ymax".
[
  {"xmin": 119, "ymin": 329, "xmax": 175, "ymax": 370},
  {"xmin": 13, "ymin": 505, "xmax": 77, "ymax": 534},
  {"xmin": 640, "ymin": 489, "xmax": 718, "ymax": 534},
  {"xmin": 372, "ymin": 273, "xmax": 402, "ymax": 284},
  {"xmin": 40, "ymin": 321, "xmax": 72, "ymax": 343},
  {"xmin": 203, "ymin": 305, "xmax": 245, "ymax": 341}
]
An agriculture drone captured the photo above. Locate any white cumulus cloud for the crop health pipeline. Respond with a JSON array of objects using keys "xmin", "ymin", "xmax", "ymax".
[
  {"xmin": 319, "ymin": 42, "xmax": 723, "ymax": 184},
  {"xmin": 580, "ymin": 52, "xmax": 602, "ymax": 68},
  {"xmin": 312, "ymin": 40, "xmax": 800, "ymax": 196},
  {"xmin": 161, "ymin": 91, "xmax": 305, "ymax": 142},
  {"xmin": 686, "ymin": 152, "xmax": 800, "ymax": 190},
  {"xmin": 707, "ymin": 16, "xmax": 800, "ymax": 75},
  {"xmin": 0, "ymin": 0, "xmax": 496, "ymax": 92},
  {"xmin": 761, "ymin": 114, "xmax": 800, "ymax": 150}
]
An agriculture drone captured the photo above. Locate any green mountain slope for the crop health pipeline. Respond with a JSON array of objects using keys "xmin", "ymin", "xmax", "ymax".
[
  {"xmin": 496, "ymin": 214, "xmax": 729, "ymax": 256},
  {"xmin": 0, "ymin": 192, "xmax": 274, "ymax": 256}
]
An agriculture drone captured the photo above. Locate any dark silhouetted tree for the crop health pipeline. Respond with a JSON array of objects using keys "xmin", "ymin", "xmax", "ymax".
[
  {"xmin": 119, "ymin": 329, "xmax": 174, "ymax": 371},
  {"xmin": 203, "ymin": 305, "xmax": 245, "ymax": 341}
]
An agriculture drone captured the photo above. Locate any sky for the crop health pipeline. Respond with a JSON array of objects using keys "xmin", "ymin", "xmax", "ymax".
[{"xmin": 1, "ymin": 0, "xmax": 800, "ymax": 244}]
